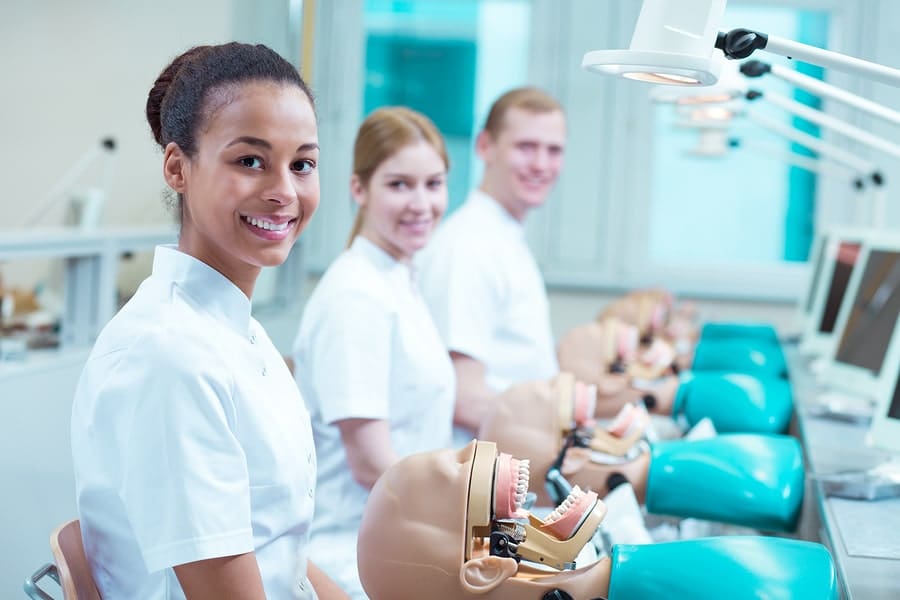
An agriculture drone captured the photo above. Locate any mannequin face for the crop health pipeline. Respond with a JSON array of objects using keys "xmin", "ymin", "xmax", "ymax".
[
  {"xmin": 357, "ymin": 441, "xmax": 613, "ymax": 600},
  {"xmin": 597, "ymin": 289, "xmax": 702, "ymax": 372},
  {"xmin": 477, "ymin": 374, "xmax": 651, "ymax": 507},
  {"xmin": 557, "ymin": 319, "xmax": 665, "ymax": 418},
  {"xmin": 599, "ymin": 289, "xmax": 672, "ymax": 338}
]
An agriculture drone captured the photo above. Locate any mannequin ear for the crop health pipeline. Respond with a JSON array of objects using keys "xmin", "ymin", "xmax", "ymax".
[
  {"xmin": 561, "ymin": 446, "xmax": 592, "ymax": 476},
  {"xmin": 459, "ymin": 555, "xmax": 517, "ymax": 594},
  {"xmin": 162, "ymin": 142, "xmax": 188, "ymax": 193},
  {"xmin": 349, "ymin": 174, "xmax": 366, "ymax": 208}
]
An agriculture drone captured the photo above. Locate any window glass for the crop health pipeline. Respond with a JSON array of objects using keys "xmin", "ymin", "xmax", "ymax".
[{"xmin": 362, "ymin": 0, "xmax": 531, "ymax": 213}]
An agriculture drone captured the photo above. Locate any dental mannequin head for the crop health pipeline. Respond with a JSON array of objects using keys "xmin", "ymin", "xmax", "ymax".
[
  {"xmin": 598, "ymin": 290, "xmax": 671, "ymax": 337},
  {"xmin": 557, "ymin": 318, "xmax": 679, "ymax": 417},
  {"xmin": 347, "ymin": 107, "xmax": 449, "ymax": 262},
  {"xmin": 598, "ymin": 289, "xmax": 699, "ymax": 366},
  {"xmin": 478, "ymin": 373, "xmax": 651, "ymax": 507},
  {"xmin": 358, "ymin": 442, "xmax": 837, "ymax": 600},
  {"xmin": 357, "ymin": 440, "xmax": 613, "ymax": 600}
]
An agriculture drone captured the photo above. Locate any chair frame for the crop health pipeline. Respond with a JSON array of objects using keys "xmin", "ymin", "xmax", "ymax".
[{"xmin": 24, "ymin": 519, "xmax": 100, "ymax": 600}]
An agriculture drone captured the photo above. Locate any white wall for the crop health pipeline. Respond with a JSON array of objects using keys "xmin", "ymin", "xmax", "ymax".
[
  {"xmin": 0, "ymin": 0, "xmax": 299, "ymax": 292},
  {"xmin": 1, "ymin": 1, "xmax": 235, "ymax": 224}
]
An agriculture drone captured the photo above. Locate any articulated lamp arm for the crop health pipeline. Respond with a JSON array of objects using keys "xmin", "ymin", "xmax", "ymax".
[{"xmin": 717, "ymin": 29, "xmax": 900, "ymax": 87}]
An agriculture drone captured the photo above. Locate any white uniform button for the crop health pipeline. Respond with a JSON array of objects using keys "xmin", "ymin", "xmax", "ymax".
[
  {"xmin": 307, "ymin": 452, "xmax": 313, "ymax": 464},
  {"xmin": 308, "ymin": 488, "xmax": 314, "ymax": 498},
  {"xmin": 261, "ymin": 367, "xmax": 267, "ymax": 376},
  {"xmin": 250, "ymin": 334, "xmax": 257, "ymax": 344}
]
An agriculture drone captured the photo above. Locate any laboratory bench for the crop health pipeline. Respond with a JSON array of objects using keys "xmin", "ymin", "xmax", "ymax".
[{"xmin": 787, "ymin": 347, "xmax": 900, "ymax": 600}]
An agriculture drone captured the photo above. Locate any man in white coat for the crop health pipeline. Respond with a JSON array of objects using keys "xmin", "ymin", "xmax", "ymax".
[{"xmin": 418, "ymin": 87, "xmax": 567, "ymax": 443}]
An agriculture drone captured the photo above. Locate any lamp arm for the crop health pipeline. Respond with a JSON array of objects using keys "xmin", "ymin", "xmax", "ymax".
[
  {"xmin": 20, "ymin": 146, "xmax": 102, "ymax": 228},
  {"xmin": 760, "ymin": 91, "xmax": 900, "ymax": 160},
  {"xmin": 765, "ymin": 63, "xmax": 900, "ymax": 128},
  {"xmin": 747, "ymin": 110, "xmax": 878, "ymax": 175},
  {"xmin": 765, "ymin": 35, "xmax": 900, "ymax": 88},
  {"xmin": 718, "ymin": 28, "xmax": 900, "ymax": 87},
  {"xmin": 735, "ymin": 138, "xmax": 868, "ymax": 188},
  {"xmin": 21, "ymin": 137, "xmax": 117, "ymax": 228}
]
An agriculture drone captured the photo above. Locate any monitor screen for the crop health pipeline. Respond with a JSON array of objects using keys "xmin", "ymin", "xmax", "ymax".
[
  {"xmin": 818, "ymin": 241, "xmax": 862, "ymax": 334},
  {"xmin": 834, "ymin": 250, "xmax": 900, "ymax": 375},
  {"xmin": 889, "ymin": 369, "xmax": 900, "ymax": 421},
  {"xmin": 804, "ymin": 236, "xmax": 827, "ymax": 314}
]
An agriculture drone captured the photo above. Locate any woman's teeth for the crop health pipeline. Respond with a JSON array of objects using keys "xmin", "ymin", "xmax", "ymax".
[{"xmin": 244, "ymin": 216, "xmax": 290, "ymax": 231}]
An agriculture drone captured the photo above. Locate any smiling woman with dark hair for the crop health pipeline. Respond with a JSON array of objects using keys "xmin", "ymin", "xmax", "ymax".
[{"xmin": 70, "ymin": 42, "xmax": 344, "ymax": 599}]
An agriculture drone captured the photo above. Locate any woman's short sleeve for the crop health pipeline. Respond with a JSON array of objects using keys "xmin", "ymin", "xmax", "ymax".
[
  {"xmin": 300, "ymin": 289, "xmax": 394, "ymax": 425},
  {"xmin": 108, "ymin": 331, "xmax": 254, "ymax": 572}
]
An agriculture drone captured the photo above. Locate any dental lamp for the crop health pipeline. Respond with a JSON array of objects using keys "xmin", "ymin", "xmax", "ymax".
[
  {"xmin": 742, "ymin": 89, "xmax": 896, "ymax": 224},
  {"xmin": 674, "ymin": 106, "xmax": 881, "ymax": 214},
  {"xmin": 21, "ymin": 137, "xmax": 117, "ymax": 230},
  {"xmin": 674, "ymin": 103, "xmax": 879, "ymax": 184},
  {"xmin": 747, "ymin": 110, "xmax": 885, "ymax": 224},
  {"xmin": 741, "ymin": 60, "xmax": 900, "ymax": 128},
  {"xmin": 721, "ymin": 138, "xmax": 865, "ymax": 187},
  {"xmin": 715, "ymin": 109, "xmax": 879, "ymax": 186},
  {"xmin": 583, "ymin": 0, "xmax": 900, "ymax": 87},
  {"xmin": 658, "ymin": 54, "xmax": 890, "ymax": 222},
  {"xmin": 684, "ymin": 127, "xmax": 861, "ymax": 179},
  {"xmin": 650, "ymin": 50, "xmax": 746, "ymax": 104},
  {"xmin": 688, "ymin": 133, "xmax": 873, "ymax": 201},
  {"xmin": 583, "ymin": 0, "xmax": 725, "ymax": 86},
  {"xmin": 743, "ymin": 89, "xmax": 900, "ymax": 161}
]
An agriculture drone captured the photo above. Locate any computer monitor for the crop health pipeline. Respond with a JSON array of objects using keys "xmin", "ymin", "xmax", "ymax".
[
  {"xmin": 800, "ymin": 228, "xmax": 870, "ymax": 356},
  {"xmin": 820, "ymin": 234, "xmax": 900, "ymax": 397},
  {"xmin": 870, "ymin": 314, "xmax": 900, "ymax": 454},
  {"xmin": 790, "ymin": 232, "xmax": 828, "ymax": 334}
]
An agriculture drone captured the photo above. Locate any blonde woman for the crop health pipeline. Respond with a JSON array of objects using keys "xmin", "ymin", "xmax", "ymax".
[{"xmin": 292, "ymin": 107, "xmax": 455, "ymax": 598}]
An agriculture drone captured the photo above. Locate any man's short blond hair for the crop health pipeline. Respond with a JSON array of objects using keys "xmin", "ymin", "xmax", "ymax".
[{"xmin": 482, "ymin": 86, "xmax": 564, "ymax": 138}]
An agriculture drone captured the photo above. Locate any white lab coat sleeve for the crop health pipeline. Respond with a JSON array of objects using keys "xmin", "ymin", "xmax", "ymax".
[
  {"xmin": 109, "ymin": 329, "xmax": 254, "ymax": 573},
  {"xmin": 422, "ymin": 242, "xmax": 503, "ymax": 365},
  {"xmin": 304, "ymin": 289, "xmax": 394, "ymax": 425}
]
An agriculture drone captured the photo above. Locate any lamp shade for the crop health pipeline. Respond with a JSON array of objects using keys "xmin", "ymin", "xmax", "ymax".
[
  {"xmin": 583, "ymin": 0, "xmax": 726, "ymax": 86},
  {"xmin": 651, "ymin": 51, "xmax": 747, "ymax": 103},
  {"xmin": 686, "ymin": 127, "xmax": 731, "ymax": 157}
]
